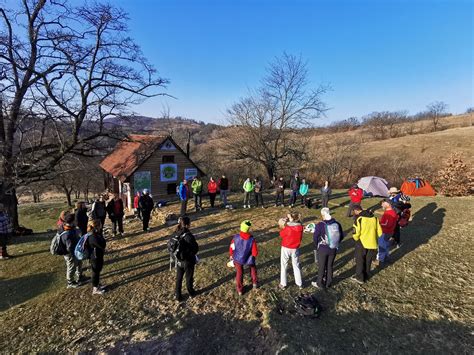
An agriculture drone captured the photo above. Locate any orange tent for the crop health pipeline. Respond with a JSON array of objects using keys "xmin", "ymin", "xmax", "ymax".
[{"xmin": 400, "ymin": 178, "xmax": 436, "ymax": 196}]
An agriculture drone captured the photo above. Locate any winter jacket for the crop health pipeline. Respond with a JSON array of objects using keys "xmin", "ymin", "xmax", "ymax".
[
  {"xmin": 380, "ymin": 208, "xmax": 398, "ymax": 235},
  {"xmin": 87, "ymin": 231, "xmax": 107, "ymax": 264},
  {"xmin": 299, "ymin": 183, "xmax": 309, "ymax": 196},
  {"xmin": 106, "ymin": 199, "xmax": 124, "ymax": 219},
  {"xmin": 320, "ymin": 186, "xmax": 332, "ymax": 197},
  {"xmin": 91, "ymin": 200, "xmax": 106, "ymax": 219},
  {"xmin": 229, "ymin": 232, "xmax": 258, "ymax": 265},
  {"xmin": 243, "ymin": 180, "xmax": 255, "ymax": 193},
  {"xmin": 175, "ymin": 228, "xmax": 199, "ymax": 266},
  {"xmin": 352, "ymin": 210, "xmax": 382, "ymax": 249},
  {"xmin": 139, "ymin": 194, "xmax": 154, "ymax": 212},
  {"xmin": 313, "ymin": 219, "xmax": 344, "ymax": 251},
  {"xmin": 349, "ymin": 188, "xmax": 364, "ymax": 203},
  {"xmin": 276, "ymin": 180, "xmax": 286, "ymax": 193},
  {"xmin": 218, "ymin": 178, "xmax": 229, "ymax": 191},
  {"xmin": 208, "ymin": 181, "xmax": 218, "ymax": 194},
  {"xmin": 60, "ymin": 226, "xmax": 80, "ymax": 255},
  {"xmin": 191, "ymin": 179, "xmax": 203, "ymax": 194},
  {"xmin": 254, "ymin": 180, "xmax": 263, "ymax": 193},
  {"xmin": 178, "ymin": 183, "xmax": 190, "ymax": 201},
  {"xmin": 290, "ymin": 177, "xmax": 300, "ymax": 192},
  {"xmin": 280, "ymin": 222, "xmax": 303, "ymax": 249},
  {"xmin": 74, "ymin": 207, "xmax": 89, "ymax": 235},
  {"xmin": 0, "ymin": 212, "xmax": 12, "ymax": 235}
]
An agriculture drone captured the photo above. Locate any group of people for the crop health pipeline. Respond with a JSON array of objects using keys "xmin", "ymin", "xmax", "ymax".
[
  {"xmin": 165, "ymin": 184, "xmax": 412, "ymax": 300},
  {"xmin": 171, "ymin": 172, "xmax": 334, "ymax": 218}
]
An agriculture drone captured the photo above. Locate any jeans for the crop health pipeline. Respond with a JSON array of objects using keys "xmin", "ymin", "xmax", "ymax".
[
  {"xmin": 275, "ymin": 192, "xmax": 284, "ymax": 206},
  {"xmin": 64, "ymin": 254, "xmax": 83, "ymax": 283},
  {"xmin": 255, "ymin": 192, "xmax": 264, "ymax": 207},
  {"xmin": 220, "ymin": 190, "xmax": 229, "ymax": 206},
  {"xmin": 280, "ymin": 247, "xmax": 302, "ymax": 287},
  {"xmin": 290, "ymin": 191, "xmax": 298, "ymax": 206},
  {"xmin": 0, "ymin": 233, "xmax": 10, "ymax": 256},
  {"xmin": 194, "ymin": 193, "xmax": 202, "ymax": 211},
  {"xmin": 317, "ymin": 247, "xmax": 337, "ymax": 287},
  {"xmin": 111, "ymin": 215, "xmax": 124, "ymax": 235},
  {"xmin": 392, "ymin": 224, "xmax": 401, "ymax": 245},
  {"xmin": 91, "ymin": 259, "xmax": 103, "ymax": 287},
  {"xmin": 243, "ymin": 192, "xmax": 251, "ymax": 206},
  {"xmin": 354, "ymin": 241, "xmax": 376, "ymax": 282},
  {"xmin": 180, "ymin": 199, "xmax": 188, "ymax": 216},
  {"xmin": 377, "ymin": 233, "xmax": 392, "ymax": 262},
  {"xmin": 321, "ymin": 195, "xmax": 329, "ymax": 208},
  {"xmin": 234, "ymin": 261, "xmax": 258, "ymax": 293}
]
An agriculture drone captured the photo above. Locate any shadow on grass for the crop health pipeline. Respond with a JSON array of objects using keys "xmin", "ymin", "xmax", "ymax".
[{"xmin": 0, "ymin": 273, "xmax": 54, "ymax": 311}]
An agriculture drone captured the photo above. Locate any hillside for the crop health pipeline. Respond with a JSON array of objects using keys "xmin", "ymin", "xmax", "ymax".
[{"xmin": 1, "ymin": 193, "xmax": 473, "ymax": 352}]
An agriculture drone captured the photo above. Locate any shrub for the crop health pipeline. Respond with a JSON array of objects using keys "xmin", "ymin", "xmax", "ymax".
[{"xmin": 435, "ymin": 153, "xmax": 474, "ymax": 196}]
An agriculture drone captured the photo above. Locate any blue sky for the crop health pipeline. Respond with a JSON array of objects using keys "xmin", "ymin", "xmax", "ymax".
[{"xmin": 7, "ymin": 0, "xmax": 473, "ymax": 124}]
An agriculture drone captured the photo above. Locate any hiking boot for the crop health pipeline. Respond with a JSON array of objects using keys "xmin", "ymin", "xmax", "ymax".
[
  {"xmin": 67, "ymin": 282, "xmax": 79, "ymax": 289},
  {"xmin": 0, "ymin": 255, "xmax": 10, "ymax": 260},
  {"xmin": 77, "ymin": 275, "xmax": 90, "ymax": 284},
  {"xmin": 350, "ymin": 276, "xmax": 364, "ymax": 285},
  {"xmin": 278, "ymin": 284, "xmax": 286, "ymax": 290},
  {"xmin": 298, "ymin": 285, "xmax": 304, "ymax": 290},
  {"xmin": 237, "ymin": 291, "xmax": 243, "ymax": 296},
  {"xmin": 92, "ymin": 287, "xmax": 105, "ymax": 295},
  {"xmin": 311, "ymin": 281, "xmax": 320, "ymax": 289},
  {"xmin": 253, "ymin": 284, "xmax": 258, "ymax": 290}
]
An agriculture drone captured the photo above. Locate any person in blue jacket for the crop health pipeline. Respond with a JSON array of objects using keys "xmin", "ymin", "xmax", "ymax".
[
  {"xmin": 299, "ymin": 178, "xmax": 309, "ymax": 207},
  {"xmin": 178, "ymin": 179, "xmax": 190, "ymax": 217}
]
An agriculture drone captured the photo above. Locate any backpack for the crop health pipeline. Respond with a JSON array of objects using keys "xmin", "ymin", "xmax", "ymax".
[
  {"xmin": 294, "ymin": 294, "xmax": 322, "ymax": 318},
  {"xmin": 167, "ymin": 232, "xmax": 187, "ymax": 261},
  {"xmin": 50, "ymin": 231, "xmax": 68, "ymax": 255},
  {"xmin": 398, "ymin": 209, "xmax": 411, "ymax": 228},
  {"xmin": 74, "ymin": 232, "xmax": 91, "ymax": 260},
  {"xmin": 322, "ymin": 222, "xmax": 341, "ymax": 249}
]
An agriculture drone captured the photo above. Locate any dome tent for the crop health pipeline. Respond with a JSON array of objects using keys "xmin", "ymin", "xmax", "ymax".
[
  {"xmin": 357, "ymin": 176, "xmax": 389, "ymax": 197},
  {"xmin": 401, "ymin": 178, "xmax": 436, "ymax": 196}
]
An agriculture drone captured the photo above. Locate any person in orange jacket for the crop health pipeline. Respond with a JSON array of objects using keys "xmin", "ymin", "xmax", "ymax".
[{"xmin": 279, "ymin": 212, "xmax": 304, "ymax": 289}]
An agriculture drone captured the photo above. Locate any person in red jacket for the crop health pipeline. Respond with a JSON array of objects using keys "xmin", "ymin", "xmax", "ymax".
[
  {"xmin": 347, "ymin": 184, "xmax": 364, "ymax": 217},
  {"xmin": 207, "ymin": 177, "xmax": 218, "ymax": 208},
  {"xmin": 133, "ymin": 191, "xmax": 141, "ymax": 220},
  {"xmin": 279, "ymin": 212, "xmax": 304, "ymax": 289},
  {"xmin": 376, "ymin": 199, "xmax": 399, "ymax": 265},
  {"xmin": 229, "ymin": 220, "xmax": 258, "ymax": 296}
]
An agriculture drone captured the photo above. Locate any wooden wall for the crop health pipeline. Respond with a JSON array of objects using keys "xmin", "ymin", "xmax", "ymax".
[{"xmin": 130, "ymin": 140, "xmax": 203, "ymax": 201}]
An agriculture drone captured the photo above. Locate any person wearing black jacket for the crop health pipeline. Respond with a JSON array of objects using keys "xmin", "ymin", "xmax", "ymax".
[
  {"xmin": 275, "ymin": 177, "xmax": 286, "ymax": 207},
  {"xmin": 139, "ymin": 189, "xmax": 154, "ymax": 232},
  {"xmin": 106, "ymin": 193, "xmax": 125, "ymax": 237},
  {"xmin": 74, "ymin": 201, "xmax": 88, "ymax": 235},
  {"xmin": 173, "ymin": 216, "xmax": 199, "ymax": 301},
  {"xmin": 86, "ymin": 219, "xmax": 107, "ymax": 295}
]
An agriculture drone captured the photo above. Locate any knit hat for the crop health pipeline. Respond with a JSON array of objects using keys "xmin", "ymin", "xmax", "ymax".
[
  {"xmin": 320, "ymin": 207, "xmax": 332, "ymax": 221},
  {"xmin": 143, "ymin": 189, "xmax": 149, "ymax": 194},
  {"xmin": 240, "ymin": 220, "xmax": 252, "ymax": 233}
]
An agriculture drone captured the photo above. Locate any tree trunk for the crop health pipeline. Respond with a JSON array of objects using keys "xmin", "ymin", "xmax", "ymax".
[
  {"xmin": 186, "ymin": 131, "xmax": 191, "ymax": 158},
  {"xmin": 64, "ymin": 188, "xmax": 73, "ymax": 207},
  {"xmin": 0, "ymin": 184, "xmax": 19, "ymax": 230}
]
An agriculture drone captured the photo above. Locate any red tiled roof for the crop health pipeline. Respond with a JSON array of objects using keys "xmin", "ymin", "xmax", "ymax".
[{"xmin": 100, "ymin": 135, "xmax": 168, "ymax": 181}]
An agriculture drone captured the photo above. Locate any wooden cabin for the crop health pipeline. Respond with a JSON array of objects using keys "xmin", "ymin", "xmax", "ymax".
[{"xmin": 100, "ymin": 135, "xmax": 205, "ymax": 210}]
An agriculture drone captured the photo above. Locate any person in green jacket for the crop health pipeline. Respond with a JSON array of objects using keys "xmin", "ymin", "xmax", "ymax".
[
  {"xmin": 242, "ymin": 177, "xmax": 255, "ymax": 208},
  {"xmin": 299, "ymin": 178, "xmax": 309, "ymax": 207},
  {"xmin": 191, "ymin": 176, "xmax": 203, "ymax": 211}
]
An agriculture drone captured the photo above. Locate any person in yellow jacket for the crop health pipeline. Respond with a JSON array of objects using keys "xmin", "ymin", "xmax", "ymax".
[{"xmin": 351, "ymin": 205, "xmax": 382, "ymax": 284}]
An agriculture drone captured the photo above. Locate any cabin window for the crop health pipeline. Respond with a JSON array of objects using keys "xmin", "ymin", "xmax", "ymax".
[
  {"xmin": 162, "ymin": 155, "xmax": 175, "ymax": 163},
  {"xmin": 167, "ymin": 183, "xmax": 177, "ymax": 195}
]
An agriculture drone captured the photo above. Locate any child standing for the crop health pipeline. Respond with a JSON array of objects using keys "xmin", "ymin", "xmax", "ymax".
[
  {"xmin": 86, "ymin": 219, "xmax": 107, "ymax": 295},
  {"xmin": 279, "ymin": 212, "xmax": 304, "ymax": 289},
  {"xmin": 377, "ymin": 199, "xmax": 398, "ymax": 265},
  {"xmin": 229, "ymin": 220, "xmax": 258, "ymax": 295}
]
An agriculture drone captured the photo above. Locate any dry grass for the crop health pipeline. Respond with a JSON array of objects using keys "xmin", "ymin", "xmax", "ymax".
[{"xmin": 1, "ymin": 192, "xmax": 473, "ymax": 353}]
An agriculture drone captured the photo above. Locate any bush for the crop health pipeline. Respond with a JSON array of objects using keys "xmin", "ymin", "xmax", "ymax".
[{"xmin": 435, "ymin": 153, "xmax": 474, "ymax": 196}]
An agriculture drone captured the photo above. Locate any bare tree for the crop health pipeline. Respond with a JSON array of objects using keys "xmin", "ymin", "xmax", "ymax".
[
  {"xmin": 0, "ymin": 1, "xmax": 168, "ymax": 227},
  {"xmin": 225, "ymin": 53, "xmax": 328, "ymax": 179},
  {"xmin": 427, "ymin": 101, "xmax": 448, "ymax": 131}
]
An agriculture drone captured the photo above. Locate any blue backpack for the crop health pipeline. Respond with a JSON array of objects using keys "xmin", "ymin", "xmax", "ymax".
[
  {"xmin": 74, "ymin": 232, "xmax": 91, "ymax": 260},
  {"xmin": 322, "ymin": 222, "xmax": 341, "ymax": 249}
]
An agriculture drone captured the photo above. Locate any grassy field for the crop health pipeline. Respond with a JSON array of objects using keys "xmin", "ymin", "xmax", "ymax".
[{"xmin": 1, "ymin": 192, "xmax": 473, "ymax": 353}]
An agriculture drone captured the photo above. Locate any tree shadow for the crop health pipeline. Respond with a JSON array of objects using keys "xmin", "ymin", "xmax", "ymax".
[{"xmin": 0, "ymin": 273, "xmax": 54, "ymax": 311}]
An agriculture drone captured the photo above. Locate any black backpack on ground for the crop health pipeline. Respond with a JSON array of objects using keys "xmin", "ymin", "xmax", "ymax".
[{"xmin": 294, "ymin": 294, "xmax": 322, "ymax": 318}]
